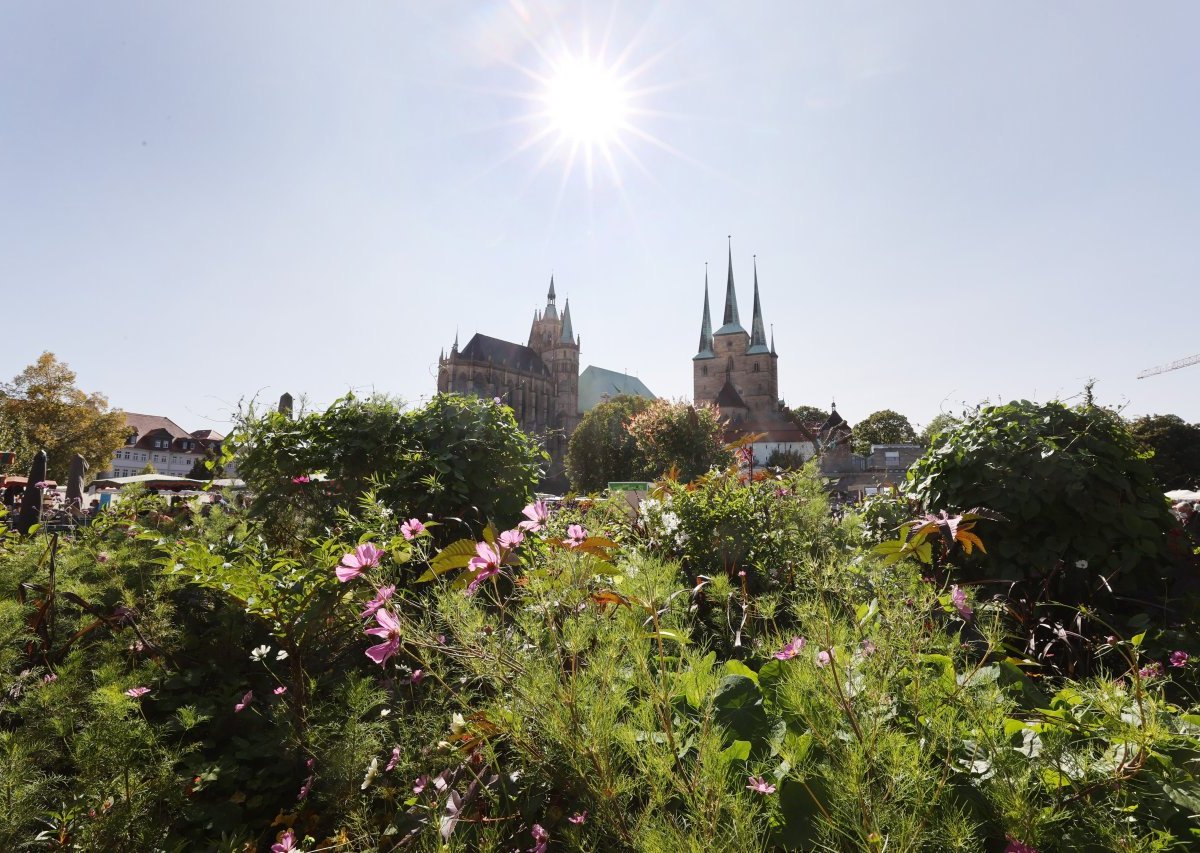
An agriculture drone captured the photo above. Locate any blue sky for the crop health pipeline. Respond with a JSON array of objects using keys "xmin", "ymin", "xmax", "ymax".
[{"xmin": 2, "ymin": 1, "xmax": 1197, "ymax": 431}]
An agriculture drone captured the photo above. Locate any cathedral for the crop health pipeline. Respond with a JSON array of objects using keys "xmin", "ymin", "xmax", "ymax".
[
  {"xmin": 693, "ymin": 244, "xmax": 816, "ymax": 465},
  {"xmin": 437, "ymin": 279, "xmax": 654, "ymax": 482}
]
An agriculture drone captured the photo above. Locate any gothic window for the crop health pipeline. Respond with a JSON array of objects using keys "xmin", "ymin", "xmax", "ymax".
[
  {"xmin": 702, "ymin": 366, "xmax": 708, "ymax": 376},
  {"xmin": 753, "ymin": 363, "xmax": 760, "ymax": 373}
]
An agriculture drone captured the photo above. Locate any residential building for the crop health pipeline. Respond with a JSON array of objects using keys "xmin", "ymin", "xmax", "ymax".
[{"xmin": 99, "ymin": 413, "xmax": 226, "ymax": 479}]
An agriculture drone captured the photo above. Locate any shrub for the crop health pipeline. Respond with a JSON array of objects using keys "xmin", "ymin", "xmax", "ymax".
[
  {"xmin": 565, "ymin": 394, "xmax": 653, "ymax": 492},
  {"xmin": 625, "ymin": 399, "xmax": 731, "ymax": 483}
]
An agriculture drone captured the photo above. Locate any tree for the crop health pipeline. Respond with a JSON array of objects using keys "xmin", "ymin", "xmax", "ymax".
[
  {"xmin": 918, "ymin": 413, "xmax": 961, "ymax": 447},
  {"xmin": 140, "ymin": 462, "xmax": 157, "ymax": 475},
  {"xmin": 565, "ymin": 395, "xmax": 653, "ymax": 492},
  {"xmin": 785, "ymin": 405, "xmax": 828, "ymax": 428},
  {"xmin": 1128, "ymin": 414, "xmax": 1200, "ymax": 490},
  {"xmin": 852, "ymin": 409, "xmax": 917, "ymax": 455},
  {"xmin": 626, "ymin": 400, "xmax": 731, "ymax": 483},
  {"xmin": 0, "ymin": 352, "xmax": 127, "ymax": 482},
  {"xmin": 232, "ymin": 393, "xmax": 547, "ymax": 541},
  {"xmin": 905, "ymin": 399, "xmax": 1179, "ymax": 607}
]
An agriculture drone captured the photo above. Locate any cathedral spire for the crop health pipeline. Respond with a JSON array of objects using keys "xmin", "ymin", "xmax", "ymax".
[
  {"xmin": 542, "ymin": 275, "xmax": 558, "ymax": 320},
  {"xmin": 695, "ymin": 263, "xmax": 715, "ymax": 359},
  {"xmin": 770, "ymin": 323, "xmax": 776, "ymax": 355},
  {"xmin": 747, "ymin": 255, "xmax": 770, "ymax": 354},
  {"xmin": 560, "ymin": 298, "xmax": 574, "ymax": 344},
  {"xmin": 715, "ymin": 236, "xmax": 745, "ymax": 335},
  {"xmin": 547, "ymin": 275, "xmax": 556, "ymax": 302}
]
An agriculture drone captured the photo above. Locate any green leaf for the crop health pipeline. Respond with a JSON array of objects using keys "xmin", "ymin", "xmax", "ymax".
[
  {"xmin": 417, "ymin": 539, "xmax": 478, "ymax": 583},
  {"xmin": 712, "ymin": 675, "xmax": 770, "ymax": 743},
  {"xmin": 721, "ymin": 739, "xmax": 752, "ymax": 762},
  {"xmin": 723, "ymin": 659, "xmax": 759, "ymax": 684}
]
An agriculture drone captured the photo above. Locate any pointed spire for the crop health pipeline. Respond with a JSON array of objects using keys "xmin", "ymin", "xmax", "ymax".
[
  {"xmin": 452, "ymin": 329, "xmax": 459, "ymax": 352},
  {"xmin": 715, "ymin": 236, "xmax": 745, "ymax": 336},
  {"xmin": 560, "ymin": 298, "xmax": 574, "ymax": 344},
  {"xmin": 770, "ymin": 323, "xmax": 776, "ymax": 355},
  {"xmin": 695, "ymin": 263, "xmax": 715, "ymax": 359},
  {"xmin": 747, "ymin": 255, "xmax": 769, "ymax": 354},
  {"xmin": 542, "ymin": 275, "xmax": 558, "ymax": 320}
]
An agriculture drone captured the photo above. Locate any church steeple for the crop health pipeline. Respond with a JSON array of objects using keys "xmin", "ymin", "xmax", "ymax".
[
  {"xmin": 695, "ymin": 263, "xmax": 715, "ymax": 359},
  {"xmin": 747, "ymin": 255, "xmax": 770, "ymax": 354},
  {"xmin": 543, "ymin": 275, "xmax": 559, "ymax": 320},
  {"xmin": 715, "ymin": 236, "xmax": 745, "ymax": 336},
  {"xmin": 560, "ymin": 298, "xmax": 575, "ymax": 344}
]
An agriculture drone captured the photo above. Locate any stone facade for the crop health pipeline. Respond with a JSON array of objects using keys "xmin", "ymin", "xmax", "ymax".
[{"xmin": 437, "ymin": 279, "xmax": 581, "ymax": 476}]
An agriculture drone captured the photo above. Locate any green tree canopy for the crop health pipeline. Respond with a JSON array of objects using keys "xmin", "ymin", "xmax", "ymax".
[
  {"xmin": 0, "ymin": 352, "xmax": 127, "ymax": 482},
  {"xmin": 1128, "ymin": 413, "xmax": 1200, "ymax": 490},
  {"xmin": 918, "ymin": 412, "xmax": 962, "ymax": 447},
  {"xmin": 565, "ymin": 395, "xmax": 653, "ymax": 492},
  {"xmin": 905, "ymin": 399, "xmax": 1179, "ymax": 606},
  {"xmin": 852, "ymin": 409, "xmax": 917, "ymax": 455},
  {"xmin": 785, "ymin": 405, "xmax": 829, "ymax": 428},
  {"xmin": 626, "ymin": 399, "xmax": 731, "ymax": 483},
  {"xmin": 232, "ymin": 392, "xmax": 546, "ymax": 541}
]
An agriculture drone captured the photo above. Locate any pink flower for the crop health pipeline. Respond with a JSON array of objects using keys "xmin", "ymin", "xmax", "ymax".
[
  {"xmin": 773, "ymin": 636, "xmax": 806, "ymax": 660},
  {"xmin": 493, "ymin": 396, "xmax": 502, "ymax": 405},
  {"xmin": 1004, "ymin": 841, "xmax": 1037, "ymax": 853},
  {"xmin": 385, "ymin": 746, "xmax": 401, "ymax": 772},
  {"xmin": 499, "ymin": 527, "xmax": 525, "ymax": 550},
  {"xmin": 297, "ymin": 775, "xmax": 313, "ymax": 801},
  {"xmin": 746, "ymin": 775, "xmax": 776, "ymax": 794},
  {"xmin": 568, "ymin": 811, "xmax": 587, "ymax": 825},
  {"xmin": 97, "ymin": 551, "xmax": 110, "ymax": 564},
  {"xmin": 815, "ymin": 650, "xmax": 832, "ymax": 668},
  {"xmin": 365, "ymin": 609, "xmax": 403, "ymax": 665},
  {"xmin": 336, "ymin": 542, "xmax": 383, "ymax": 583},
  {"xmin": 564, "ymin": 524, "xmax": 587, "ymax": 548},
  {"xmin": 291, "ymin": 475, "xmax": 311, "ymax": 484},
  {"xmin": 518, "ymin": 500, "xmax": 549, "ymax": 532},
  {"xmin": 273, "ymin": 686, "xmax": 288, "ymax": 695},
  {"xmin": 466, "ymin": 542, "xmax": 502, "ymax": 595},
  {"xmin": 413, "ymin": 774, "xmax": 428, "ymax": 793},
  {"xmin": 400, "ymin": 518, "xmax": 425, "ymax": 540},
  {"xmin": 1170, "ymin": 650, "xmax": 1189, "ymax": 668},
  {"xmin": 411, "ymin": 669, "xmax": 424, "ymax": 685},
  {"xmin": 43, "ymin": 673, "xmax": 57, "ymax": 684},
  {"xmin": 34, "ymin": 480, "xmax": 50, "ymax": 489},
  {"xmin": 1139, "ymin": 661, "xmax": 1164, "ymax": 679},
  {"xmin": 234, "ymin": 690, "xmax": 254, "ymax": 712},
  {"xmin": 950, "ymin": 585, "xmax": 973, "ymax": 620},
  {"xmin": 360, "ymin": 584, "xmax": 396, "ymax": 619},
  {"xmin": 271, "ymin": 829, "xmax": 299, "ymax": 853},
  {"xmin": 859, "ymin": 639, "xmax": 877, "ymax": 657},
  {"xmin": 124, "ymin": 686, "xmax": 150, "ymax": 698},
  {"xmin": 530, "ymin": 824, "xmax": 549, "ymax": 853}
]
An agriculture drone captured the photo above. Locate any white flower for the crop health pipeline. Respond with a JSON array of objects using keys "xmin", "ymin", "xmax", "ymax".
[
  {"xmin": 450, "ymin": 713, "xmax": 466, "ymax": 734},
  {"xmin": 361, "ymin": 756, "xmax": 379, "ymax": 790},
  {"xmin": 1075, "ymin": 560, "xmax": 1088, "ymax": 569},
  {"xmin": 660, "ymin": 511, "xmax": 680, "ymax": 534},
  {"xmin": 250, "ymin": 645, "xmax": 270, "ymax": 662},
  {"xmin": 275, "ymin": 649, "xmax": 289, "ymax": 661}
]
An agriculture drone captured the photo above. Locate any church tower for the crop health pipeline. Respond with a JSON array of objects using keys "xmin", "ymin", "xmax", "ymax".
[
  {"xmin": 528, "ymin": 277, "xmax": 580, "ymax": 462},
  {"xmin": 692, "ymin": 242, "xmax": 779, "ymax": 420}
]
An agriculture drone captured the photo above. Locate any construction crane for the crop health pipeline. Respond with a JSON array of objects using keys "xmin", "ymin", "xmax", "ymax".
[{"xmin": 1138, "ymin": 352, "xmax": 1200, "ymax": 379}]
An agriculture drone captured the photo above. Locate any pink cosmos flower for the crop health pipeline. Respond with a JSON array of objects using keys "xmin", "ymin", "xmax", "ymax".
[
  {"xmin": 774, "ymin": 636, "xmax": 806, "ymax": 660},
  {"xmin": 1139, "ymin": 661, "xmax": 1164, "ymax": 679},
  {"xmin": 271, "ymin": 829, "xmax": 299, "ymax": 853},
  {"xmin": 336, "ymin": 542, "xmax": 383, "ymax": 583},
  {"xmin": 413, "ymin": 774, "xmax": 428, "ymax": 793},
  {"xmin": 815, "ymin": 650, "xmax": 832, "ymax": 668},
  {"xmin": 385, "ymin": 746, "xmax": 401, "ymax": 772},
  {"xmin": 365, "ymin": 608, "xmax": 403, "ymax": 665},
  {"xmin": 234, "ymin": 690, "xmax": 254, "ymax": 712},
  {"xmin": 1004, "ymin": 841, "xmax": 1037, "ymax": 853},
  {"xmin": 518, "ymin": 500, "xmax": 549, "ymax": 532},
  {"xmin": 291, "ymin": 475, "xmax": 311, "ymax": 484},
  {"xmin": 273, "ymin": 686, "xmax": 288, "ymax": 695},
  {"xmin": 568, "ymin": 811, "xmax": 588, "ymax": 825},
  {"xmin": 360, "ymin": 584, "xmax": 396, "ymax": 619},
  {"xmin": 950, "ymin": 585, "xmax": 973, "ymax": 620},
  {"xmin": 1170, "ymin": 650, "xmax": 1189, "ymax": 668},
  {"xmin": 746, "ymin": 775, "xmax": 776, "ymax": 794},
  {"xmin": 498, "ymin": 527, "xmax": 525, "ymax": 550},
  {"xmin": 530, "ymin": 824, "xmax": 549, "ymax": 853},
  {"xmin": 125, "ymin": 686, "xmax": 150, "ymax": 698},
  {"xmin": 411, "ymin": 669, "xmax": 424, "ymax": 685},
  {"xmin": 297, "ymin": 775, "xmax": 313, "ymax": 801},
  {"xmin": 565, "ymin": 524, "xmax": 587, "ymax": 548},
  {"xmin": 466, "ymin": 542, "xmax": 502, "ymax": 595},
  {"xmin": 43, "ymin": 673, "xmax": 57, "ymax": 684},
  {"xmin": 400, "ymin": 518, "xmax": 425, "ymax": 540}
]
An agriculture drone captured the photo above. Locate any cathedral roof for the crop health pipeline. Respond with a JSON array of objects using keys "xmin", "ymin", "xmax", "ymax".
[
  {"xmin": 457, "ymin": 333, "xmax": 551, "ymax": 376},
  {"xmin": 714, "ymin": 376, "xmax": 749, "ymax": 410},
  {"xmin": 577, "ymin": 366, "xmax": 655, "ymax": 413}
]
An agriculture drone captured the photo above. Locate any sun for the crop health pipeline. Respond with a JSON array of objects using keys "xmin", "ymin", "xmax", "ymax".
[{"xmin": 541, "ymin": 54, "xmax": 630, "ymax": 146}]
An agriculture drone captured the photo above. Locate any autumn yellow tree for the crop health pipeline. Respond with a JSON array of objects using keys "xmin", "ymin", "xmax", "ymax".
[{"xmin": 0, "ymin": 352, "xmax": 127, "ymax": 482}]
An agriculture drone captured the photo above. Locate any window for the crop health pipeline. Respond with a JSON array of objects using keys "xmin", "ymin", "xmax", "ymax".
[
  {"xmin": 753, "ymin": 363, "xmax": 760, "ymax": 373},
  {"xmin": 885, "ymin": 451, "xmax": 900, "ymax": 466},
  {"xmin": 124, "ymin": 451, "xmax": 130, "ymax": 460},
  {"xmin": 701, "ymin": 366, "xmax": 708, "ymax": 376}
]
